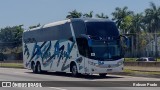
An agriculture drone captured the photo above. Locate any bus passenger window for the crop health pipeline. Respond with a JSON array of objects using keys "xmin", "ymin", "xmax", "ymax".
[{"xmin": 76, "ymin": 38, "xmax": 89, "ymax": 57}]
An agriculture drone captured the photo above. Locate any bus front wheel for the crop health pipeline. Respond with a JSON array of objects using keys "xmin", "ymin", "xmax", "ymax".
[{"xmin": 71, "ymin": 64, "xmax": 78, "ymax": 77}]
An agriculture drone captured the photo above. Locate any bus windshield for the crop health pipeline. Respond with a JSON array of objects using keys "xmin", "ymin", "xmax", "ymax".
[
  {"xmin": 85, "ymin": 21, "xmax": 122, "ymax": 61},
  {"xmin": 89, "ymin": 40, "xmax": 122, "ymax": 61},
  {"xmin": 86, "ymin": 22, "xmax": 119, "ymax": 38}
]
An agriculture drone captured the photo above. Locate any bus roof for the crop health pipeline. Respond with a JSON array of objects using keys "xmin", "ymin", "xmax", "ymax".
[
  {"xmin": 25, "ymin": 18, "xmax": 113, "ymax": 32},
  {"xmin": 70, "ymin": 18, "xmax": 112, "ymax": 23},
  {"xmin": 43, "ymin": 19, "xmax": 70, "ymax": 28}
]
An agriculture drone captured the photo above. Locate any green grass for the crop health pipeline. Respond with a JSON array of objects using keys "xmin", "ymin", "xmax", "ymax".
[
  {"xmin": 157, "ymin": 58, "xmax": 160, "ymax": 62},
  {"xmin": 124, "ymin": 58, "xmax": 160, "ymax": 62},
  {"xmin": 0, "ymin": 63, "xmax": 24, "ymax": 68},
  {"xmin": 124, "ymin": 69, "xmax": 160, "ymax": 75},
  {"xmin": 124, "ymin": 58, "xmax": 137, "ymax": 62}
]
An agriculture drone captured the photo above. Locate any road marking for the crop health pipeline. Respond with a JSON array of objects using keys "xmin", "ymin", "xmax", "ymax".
[{"xmin": 49, "ymin": 87, "xmax": 67, "ymax": 90}]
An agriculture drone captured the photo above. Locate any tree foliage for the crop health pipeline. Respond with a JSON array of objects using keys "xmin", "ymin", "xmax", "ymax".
[
  {"xmin": 29, "ymin": 23, "xmax": 41, "ymax": 29},
  {"xmin": 83, "ymin": 11, "xmax": 93, "ymax": 18},
  {"xmin": 66, "ymin": 10, "xmax": 109, "ymax": 19},
  {"xmin": 112, "ymin": 6, "xmax": 133, "ymax": 33},
  {"xmin": 0, "ymin": 25, "xmax": 24, "ymax": 46},
  {"xmin": 96, "ymin": 13, "xmax": 109, "ymax": 19},
  {"xmin": 66, "ymin": 10, "xmax": 82, "ymax": 19},
  {"xmin": 130, "ymin": 13, "xmax": 144, "ymax": 33},
  {"xmin": 144, "ymin": 2, "xmax": 160, "ymax": 33}
]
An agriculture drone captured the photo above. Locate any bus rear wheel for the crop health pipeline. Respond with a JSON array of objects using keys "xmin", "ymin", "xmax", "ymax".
[
  {"xmin": 31, "ymin": 62, "xmax": 37, "ymax": 73},
  {"xmin": 36, "ymin": 62, "xmax": 42, "ymax": 74},
  {"xmin": 99, "ymin": 73, "xmax": 107, "ymax": 77}
]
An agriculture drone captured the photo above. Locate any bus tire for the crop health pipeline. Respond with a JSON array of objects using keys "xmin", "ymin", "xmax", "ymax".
[
  {"xmin": 71, "ymin": 64, "xmax": 78, "ymax": 77},
  {"xmin": 99, "ymin": 73, "xmax": 107, "ymax": 77},
  {"xmin": 36, "ymin": 62, "xmax": 42, "ymax": 74},
  {"xmin": 31, "ymin": 62, "xmax": 37, "ymax": 73}
]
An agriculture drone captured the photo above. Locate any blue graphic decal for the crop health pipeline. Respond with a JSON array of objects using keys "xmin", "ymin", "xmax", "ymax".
[
  {"xmin": 57, "ymin": 45, "xmax": 65, "ymax": 67},
  {"xmin": 25, "ymin": 40, "xmax": 75, "ymax": 70},
  {"xmin": 26, "ymin": 41, "xmax": 47, "ymax": 67},
  {"xmin": 54, "ymin": 41, "xmax": 60, "ymax": 58},
  {"xmin": 42, "ymin": 41, "xmax": 51, "ymax": 61},
  {"xmin": 61, "ymin": 64, "xmax": 70, "ymax": 71},
  {"xmin": 79, "ymin": 66, "xmax": 83, "ymax": 70},
  {"xmin": 67, "ymin": 43, "xmax": 70, "ymax": 56},
  {"xmin": 76, "ymin": 57, "xmax": 83, "ymax": 63},
  {"xmin": 41, "ymin": 40, "xmax": 75, "ymax": 69},
  {"xmin": 61, "ymin": 41, "xmax": 75, "ymax": 71},
  {"xmin": 98, "ymin": 61, "xmax": 104, "ymax": 65},
  {"xmin": 35, "ymin": 44, "xmax": 42, "ymax": 60},
  {"xmin": 24, "ymin": 43, "xmax": 30, "ymax": 59}
]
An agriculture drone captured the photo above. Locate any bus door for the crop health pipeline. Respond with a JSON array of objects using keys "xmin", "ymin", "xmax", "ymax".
[
  {"xmin": 84, "ymin": 48, "xmax": 90, "ymax": 74},
  {"xmin": 76, "ymin": 37, "xmax": 90, "ymax": 73}
]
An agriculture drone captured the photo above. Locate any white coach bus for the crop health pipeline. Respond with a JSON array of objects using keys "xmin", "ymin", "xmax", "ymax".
[{"xmin": 23, "ymin": 18, "xmax": 126, "ymax": 77}]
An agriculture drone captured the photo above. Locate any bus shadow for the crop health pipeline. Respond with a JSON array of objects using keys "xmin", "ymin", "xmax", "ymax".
[{"xmin": 26, "ymin": 71, "xmax": 123, "ymax": 80}]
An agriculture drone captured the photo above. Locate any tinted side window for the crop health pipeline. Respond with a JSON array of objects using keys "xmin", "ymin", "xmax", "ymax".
[
  {"xmin": 72, "ymin": 21, "xmax": 86, "ymax": 38},
  {"xmin": 23, "ymin": 22, "xmax": 73, "ymax": 43},
  {"xmin": 43, "ymin": 23, "xmax": 72, "ymax": 41},
  {"xmin": 76, "ymin": 38, "xmax": 90, "ymax": 57}
]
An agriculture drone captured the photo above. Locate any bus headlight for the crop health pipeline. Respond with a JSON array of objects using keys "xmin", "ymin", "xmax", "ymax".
[{"xmin": 117, "ymin": 61, "xmax": 123, "ymax": 66}]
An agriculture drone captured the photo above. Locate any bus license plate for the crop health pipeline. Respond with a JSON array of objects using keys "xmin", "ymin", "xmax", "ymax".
[{"xmin": 107, "ymin": 69, "xmax": 112, "ymax": 71}]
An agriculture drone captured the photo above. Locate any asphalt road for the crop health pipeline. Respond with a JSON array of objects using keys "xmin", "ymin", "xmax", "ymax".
[{"xmin": 0, "ymin": 68, "xmax": 160, "ymax": 90}]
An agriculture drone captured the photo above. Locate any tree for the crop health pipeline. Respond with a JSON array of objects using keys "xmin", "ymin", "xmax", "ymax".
[
  {"xmin": 112, "ymin": 6, "xmax": 133, "ymax": 34},
  {"xmin": 29, "ymin": 23, "xmax": 41, "ymax": 29},
  {"xmin": 66, "ymin": 10, "xmax": 82, "ymax": 19},
  {"xmin": 129, "ymin": 13, "xmax": 145, "ymax": 56},
  {"xmin": 83, "ymin": 11, "xmax": 93, "ymax": 18},
  {"xmin": 130, "ymin": 13, "xmax": 144, "ymax": 33},
  {"xmin": 144, "ymin": 2, "xmax": 160, "ymax": 33},
  {"xmin": 144, "ymin": 2, "xmax": 160, "ymax": 58},
  {"xmin": 121, "ymin": 15, "xmax": 133, "ymax": 34},
  {"xmin": 0, "ymin": 25, "xmax": 24, "ymax": 47},
  {"xmin": 96, "ymin": 13, "xmax": 109, "ymax": 19}
]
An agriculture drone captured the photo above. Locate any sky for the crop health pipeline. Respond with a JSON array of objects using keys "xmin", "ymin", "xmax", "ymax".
[{"xmin": 0, "ymin": 0, "xmax": 160, "ymax": 29}]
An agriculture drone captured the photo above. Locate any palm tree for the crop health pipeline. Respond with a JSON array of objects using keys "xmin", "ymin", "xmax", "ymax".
[
  {"xmin": 129, "ymin": 13, "xmax": 145, "ymax": 56},
  {"xmin": 144, "ymin": 2, "xmax": 160, "ymax": 58},
  {"xmin": 144, "ymin": 2, "xmax": 160, "ymax": 33},
  {"xmin": 130, "ymin": 13, "xmax": 144, "ymax": 33},
  {"xmin": 29, "ymin": 23, "xmax": 41, "ymax": 29},
  {"xmin": 112, "ymin": 6, "xmax": 133, "ymax": 34},
  {"xmin": 96, "ymin": 13, "xmax": 109, "ymax": 19},
  {"xmin": 66, "ymin": 10, "xmax": 82, "ymax": 19},
  {"xmin": 83, "ymin": 11, "xmax": 93, "ymax": 18}
]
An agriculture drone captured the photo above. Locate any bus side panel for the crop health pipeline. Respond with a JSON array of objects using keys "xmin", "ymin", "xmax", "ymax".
[
  {"xmin": 23, "ymin": 39, "xmax": 81, "ymax": 72},
  {"xmin": 47, "ymin": 40, "xmax": 77, "ymax": 72},
  {"xmin": 23, "ymin": 42, "xmax": 38, "ymax": 69}
]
